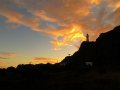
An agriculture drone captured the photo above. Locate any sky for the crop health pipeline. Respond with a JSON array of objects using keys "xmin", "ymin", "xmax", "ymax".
[{"xmin": 0, "ymin": 0, "xmax": 120, "ymax": 68}]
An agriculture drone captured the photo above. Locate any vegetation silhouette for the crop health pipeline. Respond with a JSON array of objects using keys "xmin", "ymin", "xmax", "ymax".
[{"xmin": 1, "ymin": 26, "xmax": 120, "ymax": 90}]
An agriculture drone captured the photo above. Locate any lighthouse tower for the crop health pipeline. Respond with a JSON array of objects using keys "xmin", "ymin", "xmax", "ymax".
[{"xmin": 86, "ymin": 34, "xmax": 89, "ymax": 42}]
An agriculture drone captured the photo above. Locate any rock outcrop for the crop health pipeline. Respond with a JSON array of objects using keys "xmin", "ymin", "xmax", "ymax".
[{"xmin": 60, "ymin": 25, "xmax": 120, "ymax": 71}]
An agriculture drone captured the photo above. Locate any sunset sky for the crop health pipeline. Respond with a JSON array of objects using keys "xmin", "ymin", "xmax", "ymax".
[{"xmin": 0, "ymin": 0, "xmax": 120, "ymax": 68}]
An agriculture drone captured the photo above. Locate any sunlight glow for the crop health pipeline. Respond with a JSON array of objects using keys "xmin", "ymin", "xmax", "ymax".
[{"xmin": 51, "ymin": 24, "xmax": 86, "ymax": 50}]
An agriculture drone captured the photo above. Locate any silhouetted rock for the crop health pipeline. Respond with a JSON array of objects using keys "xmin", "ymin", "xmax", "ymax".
[
  {"xmin": 60, "ymin": 25, "xmax": 120, "ymax": 72},
  {"xmin": 95, "ymin": 25, "xmax": 120, "ymax": 71}
]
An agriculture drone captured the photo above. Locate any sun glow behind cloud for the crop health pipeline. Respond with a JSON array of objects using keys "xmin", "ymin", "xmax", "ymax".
[{"xmin": 50, "ymin": 24, "xmax": 86, "ymax": 50}]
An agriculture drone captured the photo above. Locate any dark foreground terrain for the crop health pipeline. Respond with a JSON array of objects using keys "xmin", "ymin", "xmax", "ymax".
[
  {"xmin": 1, "ymin": 66, "xmax": 120, "ymax": 90},
  {"xmin": 1, "ymin": 26, "xmax": 120, "ymax": 90}
]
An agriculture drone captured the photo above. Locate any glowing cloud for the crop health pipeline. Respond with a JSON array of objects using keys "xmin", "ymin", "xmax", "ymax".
[
  {"xmin": 1, "ymin": 0, "xmax": 120, "ymax": 50},
  {"xmin": 47, "ymin": 24, "xmax": 86, "ymax": 50},
  {"xmin": 90, "ymin": 0, "xmax": 101, "ymax": 4},
  {"xmin": 34, "ymin": 10, "xmax": 57, "ymax": 22}
]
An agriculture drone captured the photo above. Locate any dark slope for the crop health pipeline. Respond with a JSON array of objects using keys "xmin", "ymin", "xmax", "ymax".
[
  {"xmin": 95, "ymin": 25, "xmax": 120, "ymax": 70},
  {"xmin": 60, "ymin": 25, "xmax": 120, "ymax": 71}
]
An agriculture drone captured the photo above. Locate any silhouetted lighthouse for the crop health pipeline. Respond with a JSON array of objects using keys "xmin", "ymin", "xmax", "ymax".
[{"xmin": 86, "ymin": 34, "xmax": 89, "ymax": 42}]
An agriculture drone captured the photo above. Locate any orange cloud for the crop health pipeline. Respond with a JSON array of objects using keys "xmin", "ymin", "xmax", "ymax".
[
  {"xmin": 0, "ymin": 52, "xmax": 16, "ymax": 57},
  {"xmin": 30, "ymin": 57, "xmax": 58, "ymax": 64},
  {"xmin": 34, "ymin": 10, "xmax": 57, "ymax": 22},
  {"xmin": 108, "ymin": 0, "xmax": 120, "ymax": 8},
  {"xmin": 90, "ymin": 0, "xmax": 101, "ymax": 4},
  {"xmin": 1, "ymin": 0, "xmax": 120, "ymax": 50},
  {"xmin": 0, "ymin": 3, "xmax": 39, "ymax": 30},
  {"xmin": 44, "ymin": 24, "xmax": 86, "ymax": 50},
  {"xmin": 115, "ymin": 2, "xmax": 120, "ymax": 8}
]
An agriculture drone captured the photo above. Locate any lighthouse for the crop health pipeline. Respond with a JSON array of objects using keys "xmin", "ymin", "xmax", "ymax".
[{"xmin": 86, "ymin": 34, "xmax": 89, "ymax": 42}]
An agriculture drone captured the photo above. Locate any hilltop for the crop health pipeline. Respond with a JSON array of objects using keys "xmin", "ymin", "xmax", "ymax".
[{"xmin": 60, "ymin": 25, "xmax": 120, "ymax": 71}]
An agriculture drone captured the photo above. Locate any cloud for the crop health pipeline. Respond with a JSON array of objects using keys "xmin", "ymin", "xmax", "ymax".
[
  {"xmin": 34, "ymin": 10, "xmax": 57, "ymax": 22},
  {"xmin": 0, "ymin": 52, "xmax": 16, "ymax": 58},
  {"xmin": 1, "ymin": 0, "xmax": 120, "ymax": 50},
  {"xmin": 0, "ymin": 52, "xmax": 16, "ymax": 68},
  {"xmin": 0, "ymin": 1, "xmax": 40, "ymax": 31},
  {"xmin": 46, "ymin": 24, "xmax": 86, "ymax": 50},
  {"xmin": 90, "ymin": 0, "xmax": 101, "ymax": 4},
  {"xmin": 30, "ymin": 57, "xmax": 58, "ymax": 64}
]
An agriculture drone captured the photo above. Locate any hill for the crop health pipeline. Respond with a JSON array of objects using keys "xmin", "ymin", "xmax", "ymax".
[{"xmin": 60, "ymin": 25, "xmax": 120, "ymax": 71}]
